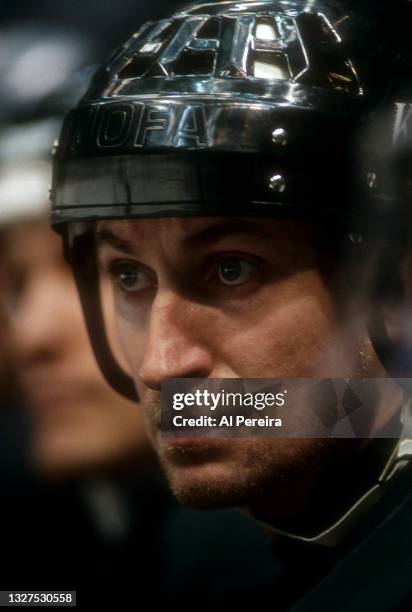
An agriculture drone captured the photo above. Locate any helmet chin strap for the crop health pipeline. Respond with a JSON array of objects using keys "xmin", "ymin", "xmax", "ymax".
[{"xmin": 242, "ymin": 428, "xmax": 412, "ymax": 548}]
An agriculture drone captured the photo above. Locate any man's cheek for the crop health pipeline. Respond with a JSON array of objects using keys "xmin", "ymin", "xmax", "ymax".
[
  {"xmin": 137, "ymin": 394, "xmax": 158, "ymax": 445},
  {"xmin": 116, "ymin": 327, "xmax": 147, "ymax": 383},
  {"xmin": 141, "ymin": 410, "xmax": 157, "ymax": 445},
  {"xmin": 134, "ymin": 374, "xmax": 150, "ymax": 402}
]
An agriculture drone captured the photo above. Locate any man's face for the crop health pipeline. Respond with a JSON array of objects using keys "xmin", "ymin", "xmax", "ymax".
[
  {"xmin": 96, "ymin": 217, "xmax": 387, "ymax": 515},
  {"xmin": 3, "ymin": 220, "xmax": 150, "ymax": 478}
]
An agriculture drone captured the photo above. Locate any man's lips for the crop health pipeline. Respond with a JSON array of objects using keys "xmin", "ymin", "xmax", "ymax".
[
  {"xmin": 155, "ymin": 430, "xmax": 226, "ymax": 454},
  {"xmin": 160, "ymin": 436, "xmax": 215, "ymax": 448},
  {"xmin": 158, "ymin": 437, "xmax": 225, "ymax": 466}
]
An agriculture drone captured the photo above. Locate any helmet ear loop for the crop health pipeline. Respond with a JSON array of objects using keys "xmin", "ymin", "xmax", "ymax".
[{"xmin": 71, "ymin": 231, "xmax": 139, "ymax": 402}]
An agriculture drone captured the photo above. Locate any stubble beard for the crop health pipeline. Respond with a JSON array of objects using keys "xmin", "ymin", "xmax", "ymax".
[{"xmin": 141, "ymin": 388, "xmax": 340, "ymax": 511}]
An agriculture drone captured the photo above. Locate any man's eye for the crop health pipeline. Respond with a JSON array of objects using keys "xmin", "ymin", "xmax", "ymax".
[
  {"xmin": 217, "ymin": 258, "xmax": 255, "ymax": 286},
  {"xmin": 111, "ymin": 263, "xmax": 151, "ymax": 293}
]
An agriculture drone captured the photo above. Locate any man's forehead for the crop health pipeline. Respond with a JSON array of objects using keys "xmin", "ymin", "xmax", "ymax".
[
  {"xmin": 98, "ymin": 217, "xmax": 221, "ymax": 239},
  {"xmin": 96, "ymin": 217, "xmax": 312, "ymax": 244}
]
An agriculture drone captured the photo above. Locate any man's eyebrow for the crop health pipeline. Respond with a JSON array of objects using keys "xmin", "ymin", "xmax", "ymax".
[
  {"xmin": 96, "ymin": 228, "xmax": 135, "ymax": 255},
  {"xmin": 182, "ymin": 220, "xmax": 279, "ymax": 245},
  {"xmin": 96, "ymin": 220, "xmax": 280, "ymax": 253}
]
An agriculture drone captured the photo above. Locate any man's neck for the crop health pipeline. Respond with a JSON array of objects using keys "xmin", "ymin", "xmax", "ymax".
[{"xmin": 248, "ymin": 413, "xmax": 408, "ymax": 546}]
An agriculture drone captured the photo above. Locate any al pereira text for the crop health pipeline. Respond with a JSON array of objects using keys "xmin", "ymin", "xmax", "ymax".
[{"xmin": 172, "ymin": 415, "xmax": 283, "ymax": 428}]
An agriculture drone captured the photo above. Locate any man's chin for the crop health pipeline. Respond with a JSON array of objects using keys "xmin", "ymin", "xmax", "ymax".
[
  {"xmin": 158, "ymin": 456, "xmax": 260, "ymax": 509},
  {"xmin": 167, "ymin": 477, "xmax": 252, "ymax": 509}
]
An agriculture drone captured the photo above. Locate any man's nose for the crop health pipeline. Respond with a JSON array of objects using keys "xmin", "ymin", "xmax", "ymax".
[{"xmin": 138, "ymin": 290, "xmax": 214, "ymax": 390}]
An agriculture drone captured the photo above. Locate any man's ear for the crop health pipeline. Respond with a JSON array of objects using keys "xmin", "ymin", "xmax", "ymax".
[
  {"xmin": 377, "ymin": 252, "xmax": 412, "ymax": 347},
  {"xmin": 375, "ymin": 251, "xmax": 412, "ymax": 380},
  {"xmin": 366, "ymin": 249, "xmax": 412, "ymax": 380},
  {"xmin": 381, "ymin": 302, "xmax": 410, "ymax": 346},
  {"xmin": 383, "ymin": 250, "xmax": 412, "ymax": 348}
]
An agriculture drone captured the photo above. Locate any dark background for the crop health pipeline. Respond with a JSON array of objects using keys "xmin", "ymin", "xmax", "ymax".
[{"xmin": 0, "ymin": 0, "xmax": 184, "ymax": 63}]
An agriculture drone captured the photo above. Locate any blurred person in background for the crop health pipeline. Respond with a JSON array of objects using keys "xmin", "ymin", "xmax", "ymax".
[
  {"xmin": 0, "ymin": 19, "xmax": 280, "ymax": 607},
  {"xmin": 0, "ymin": 30, "xmax": 166, "ymax": 604},
  {"xmin": 3, "ymin": 222, "xmax": 152, "ymax": 480}
]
